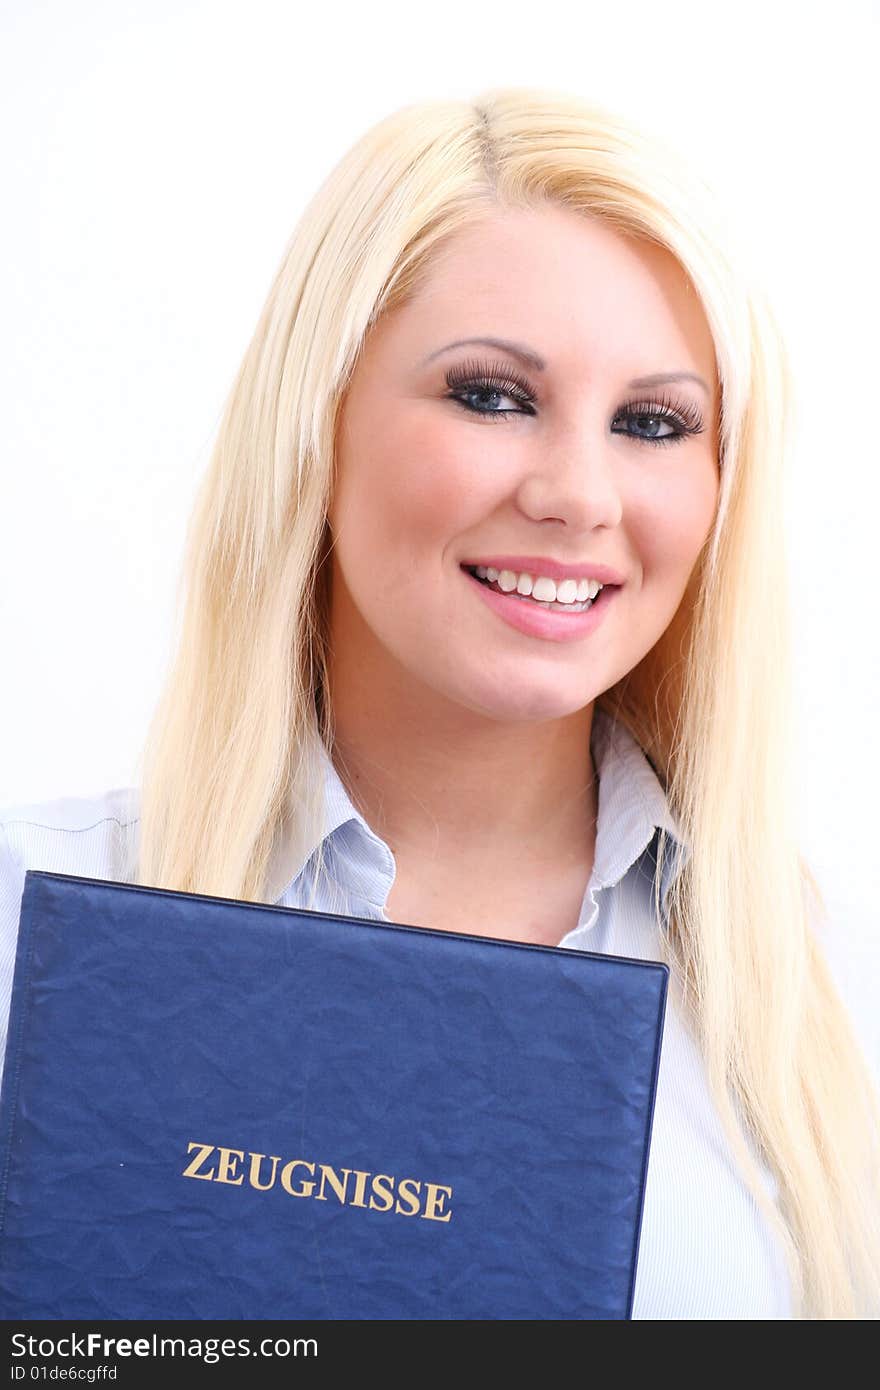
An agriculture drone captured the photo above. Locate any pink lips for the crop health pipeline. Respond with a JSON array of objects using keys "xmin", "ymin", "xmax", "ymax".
[{"xmin": 462, "ymin": 565, "xmax": 619, "ymax": 644}]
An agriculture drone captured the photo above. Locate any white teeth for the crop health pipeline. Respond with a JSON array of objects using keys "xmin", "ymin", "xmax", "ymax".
[
  {"xmin": 530, "ymin": 576, "xmax": 557, "ymax": 602},
  {"xmin": 469, "ymin": 565, "xmax": 605, "ymax": 604}
]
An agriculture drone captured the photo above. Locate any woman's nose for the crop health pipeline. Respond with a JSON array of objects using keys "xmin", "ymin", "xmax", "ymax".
[{"xmin": 514, "ymin": 428, "xmax": 624, "ymax": 532}]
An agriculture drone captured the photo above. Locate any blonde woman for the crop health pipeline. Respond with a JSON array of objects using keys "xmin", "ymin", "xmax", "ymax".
[{"xmin": 1, "ymin": 88, "xmax": 878, "ymax": 1319}]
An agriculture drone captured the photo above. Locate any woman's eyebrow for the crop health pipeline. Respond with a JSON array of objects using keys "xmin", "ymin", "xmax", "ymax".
[
  {"xmin": 422, "ymin": 337, "xmax": 710, "ymax": 395},
  {"xmin": 629, "ymin": 370, "xmax": 710, "ymax": 395},
  {"xmin": 421, "ymin": 337, "xmax": 546, "ymax": 371}
]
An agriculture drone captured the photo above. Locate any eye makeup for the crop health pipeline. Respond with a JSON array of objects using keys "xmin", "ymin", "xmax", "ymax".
[{"xmin": 443, "ymin": 356, "xmax": 705, "ymax": 448}]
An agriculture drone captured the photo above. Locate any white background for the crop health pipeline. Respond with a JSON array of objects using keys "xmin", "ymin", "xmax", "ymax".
[{"xmin": 1, "ymin": 1, "xmax": 877, "ymax": 947}]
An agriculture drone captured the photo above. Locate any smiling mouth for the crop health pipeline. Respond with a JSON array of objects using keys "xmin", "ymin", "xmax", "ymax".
[{"xmin": 461, "ymin": 564, "xmax": 609, "ymax": 614}]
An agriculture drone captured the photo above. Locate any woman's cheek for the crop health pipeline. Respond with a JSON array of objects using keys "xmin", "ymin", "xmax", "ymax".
[
  {"xmin": 384, "ymin": 434, "xmax": 493, "ymax": 541},
  {"xmin": 629, "ymin": 468, "xmax": 715, "ymax": 570}
]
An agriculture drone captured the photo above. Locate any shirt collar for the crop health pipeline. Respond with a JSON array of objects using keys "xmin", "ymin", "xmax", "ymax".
[
  {"xmin": 264, "ymin": 734, "xmax": 394, "ymax": 906},
  {"xmin": 265, "ymin": 706, "xmax": 690, "ymax": 912},
  {"xmin": 586, "ymin": 706, "xmax": 690, "ymax": 924}
]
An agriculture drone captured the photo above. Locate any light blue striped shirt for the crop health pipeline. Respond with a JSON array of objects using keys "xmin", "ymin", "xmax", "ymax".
[{"xmin": 0, "ymin": 706, "xmax": 796, "ymax": 1318}]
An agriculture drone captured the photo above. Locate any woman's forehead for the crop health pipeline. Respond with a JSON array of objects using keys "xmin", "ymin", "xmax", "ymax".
[{"xmin": 365, "ymin": 205, "xmax": 718, "ymax": 402}]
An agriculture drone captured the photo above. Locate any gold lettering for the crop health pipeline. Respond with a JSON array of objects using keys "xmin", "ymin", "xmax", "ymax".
[
  {"xmin": 248, "ymin": 1152, "xmax": 281, "ymax": 1191},
  {"xmin": 182, "ymin": 1142, "xmax": 216, "ymax": 1181},
  {"xmin": 182, "ymin": 1143, "xmax": 452, "ymax": 1224},
  {"xmin": 394, "ymin": 1177, "xmax": 422, "ymax": 1216},
  {"xmin": 368, "ymin": 1173, "xmax": 395, "ymax": 1212},
  {"xmin": 350, "ymin": 1169, "xmax": 370, "ymax": 1207},
  {"xmin": 280, "ymin": 1159, "xmax": 315, "ymax": 1197},
  {"xmin": 422, "ymin": 1183, "xmax": 453, "ymax": 1222},
  {"xmin": 315, "ymin": 1164, "xmax": 352, "ymax": 1203},
  {"xmin": 215, "ymin": 1147, "xmax": 245, "ymax": 1185}
]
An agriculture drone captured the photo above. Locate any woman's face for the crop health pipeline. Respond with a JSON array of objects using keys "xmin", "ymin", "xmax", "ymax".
[{"xmin": 328, "ymin": 203, "xmax": 720, "ymax": 725}]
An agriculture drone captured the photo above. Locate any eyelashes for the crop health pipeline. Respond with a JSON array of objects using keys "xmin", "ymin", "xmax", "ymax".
[
  {"xmin": 443, "ymin": 357, "xmax": 705, "ymax": 449},
  {"xmin": 445, "ymin": 358, "xmax": 537, "ymax": 414}
]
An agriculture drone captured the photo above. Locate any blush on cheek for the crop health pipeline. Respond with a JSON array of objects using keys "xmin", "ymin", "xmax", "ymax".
[
  {"xmin": 628, "ymin": 476, "xmax": 715, "ymax": 575},
  {"xmin": 383, "ymin": 451, "xmax": 486, "ymax": 555}
]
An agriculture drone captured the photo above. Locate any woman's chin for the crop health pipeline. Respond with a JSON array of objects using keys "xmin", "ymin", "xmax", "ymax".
[{"xmin": 444, "ymin": 675, "xmax": 597, "ymax": 726}]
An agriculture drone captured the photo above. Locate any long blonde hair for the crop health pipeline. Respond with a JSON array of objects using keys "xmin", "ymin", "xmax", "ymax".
[{"xmin": 134, "ymin": 87, "xmax": 880, "ymax": 1317}]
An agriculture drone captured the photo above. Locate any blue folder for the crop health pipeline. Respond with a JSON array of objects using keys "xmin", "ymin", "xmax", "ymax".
[{"xmin": 0, "ymin": 870, "xmax": 667, "ymax": 1320}]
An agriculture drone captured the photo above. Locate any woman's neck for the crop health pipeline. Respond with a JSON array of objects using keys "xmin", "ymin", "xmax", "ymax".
[{"xmin": 326, "ymin": 683, "xmax": 598, "ymax": 873}]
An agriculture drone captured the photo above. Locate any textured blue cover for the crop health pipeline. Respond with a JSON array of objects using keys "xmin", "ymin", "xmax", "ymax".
[{"xmin": 0, "ymin": 871, "xmax": 667, "ymax": 1320}]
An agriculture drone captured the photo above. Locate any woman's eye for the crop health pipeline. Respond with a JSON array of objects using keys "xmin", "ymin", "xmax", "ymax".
[
  {"xmin": 613, "ymin": 410, "xmax": 678, "ymax": 443},
  {"xmin": 444, "ymin": 361, "xmax": 537, "ymax": 422},
  {"xmin": 450, "ymin": 383, "xmax": 529, "ymax": 417}
]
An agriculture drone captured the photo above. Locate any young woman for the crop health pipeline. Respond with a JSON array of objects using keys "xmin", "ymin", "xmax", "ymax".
[{"xmin": 1, "ymin": 87, "xmax": 878, "ymax": 1318}]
